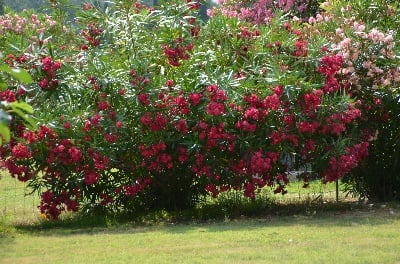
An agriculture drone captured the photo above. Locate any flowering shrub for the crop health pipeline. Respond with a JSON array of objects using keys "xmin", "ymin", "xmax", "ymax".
[
  {"xmin": 0, "ymin": 62, "xmax": 34, "ymax": 145},
  {"xmin": 207, "ymin": 0, "xmax": 322, "ymax": 24},
  {"xmin": 2, "ymin": 0, "xmax": 395, "ymax": 219},
  {"xmin": 310, "ymin": 0, "xmax": 400, "ymax": 200}
]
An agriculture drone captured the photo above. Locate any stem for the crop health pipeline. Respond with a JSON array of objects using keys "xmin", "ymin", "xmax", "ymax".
[
  {"xmin": 336, "ymin": 180, "xmax": 339, "ymax": 202},
  {"xmin": 124, "ymin": 6, "xmax": 139, "ymax": 63}
]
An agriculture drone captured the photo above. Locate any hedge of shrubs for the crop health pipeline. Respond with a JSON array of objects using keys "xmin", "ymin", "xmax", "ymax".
[{"xmin": 1, "ymin": 0, "xmax": 399, "ymax": 219}]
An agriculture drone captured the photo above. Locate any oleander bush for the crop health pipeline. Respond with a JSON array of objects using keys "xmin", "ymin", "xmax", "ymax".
[{"xmin": 0, "ymin": 0, "xmax": 399, "ymax": 220}]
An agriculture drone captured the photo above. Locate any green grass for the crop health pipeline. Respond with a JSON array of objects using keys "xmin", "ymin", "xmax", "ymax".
[
  {"xmin": 1, "ymin": 174, "xmax": 400, "ymax": 263},
  {"xmin": 0, "ymin": 172, "xmax": 40, "ymax": 225},
  {"xmin": 1, "ymin": 207, "xmax": 400, "ymax": 264}
]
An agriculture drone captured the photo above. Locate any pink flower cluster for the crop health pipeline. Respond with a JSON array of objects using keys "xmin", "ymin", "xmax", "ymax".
[
  {"xmin": 209, "ymin": 0, "xmax": 311, "ymax": 24},
  {"xmin": 0, "ymin": 13, "xmax": 56, "ymax": 35}
]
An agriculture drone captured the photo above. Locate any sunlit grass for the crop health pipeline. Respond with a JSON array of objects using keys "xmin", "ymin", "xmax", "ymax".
[
  {"xmin": 0, "ymin": 172, "xmax": 354, "ymax": 224},
  {"xmin": 1, "ymin": 173, "xmax": 400, "ymax": 263},
  {"xmin": 0, "ymin": 171, "xmax": 40, "ymax": 225},
  {"xmin": 1, "ymin": 206, "xmax": 400, "ymax": 264}
]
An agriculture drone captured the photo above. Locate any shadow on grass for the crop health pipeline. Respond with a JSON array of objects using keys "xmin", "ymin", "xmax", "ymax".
[
  {"xmin": 10, "ymin": 199, "xmax": 400, "ymax": 237},
  {"xmin": 0, "ymin": 223, "xmax": 16, "ymax": 246}
]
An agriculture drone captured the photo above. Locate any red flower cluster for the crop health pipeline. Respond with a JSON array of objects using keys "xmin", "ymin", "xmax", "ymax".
[
  {"xmin": 206, "ymin": 84, "xmax": 227, "ymax": 116},
  {"xmin": 89, "ymin": 149, "xmax": 110, "ymax": 170},
  {"xmin": 248, "ymin": 149, "xmax": 273, "ymax": 175},
  {"xmin": 47, "ymin": 140, "xmax": 83, "ymax": 165},
  {"xmin": 138, "ymin": 93, "xmax": 150, "ymax": 106},
  {"xmin": 297, "ymin": 121, "xmax": 320, "ymax": 134},
  {"xmin": 162, "ymin": 38, "xmax": 193, "ymax": 67},
  {"xmin": 205, "ymin": 183, "xmax": 219, "ymax": 198},
  {"xmin": 235, "ymin": 119, "xmax": 257, "ymax": 132},
  {"xmin": 301, "ymin": 139, "xmax": 316, "ymax": 157},
  {"xmin": 323, "ymin": 142, "xmax": 369, "ymax": 182},
  {"xmin": 38, "ymin": 56, "xmax": 61, "ymax": 90},
  {"xmin": 177, "ymin": 146, "xmax": 188, "ymax": 163},
  {"xmin": 0, "ymin": 90, "xmax": 16, "ymax": 102},
  {"xmin": 81, "ymin": 22, "xmax": 103, "ymax": 48},
  {"xmin": 4, "ymin": 159, "xmax": 32, "ymax": 182},
  {"xmin": 196, "ymin": 121, "xmax": 236, "ymax": 152},
  {"xmin": 230, "ymin": 150, "xmax": 281, "ymax": 198},
  {"xmin": 301, "ymin": 89, "xmax": 323, "ymax": 114},
  {"xmin": 191, "ymin": 152, "xmax": 212, "ymax": 178},
  {"xmin": 318, "ymin": 55, "xmax": 344, "ymax": 93},
  {"xmin": 293, "ymin": 38, "xmax": 308, "ymax": 57},
  {"xmin": 174, "ymin": 119, "xmax": 189, "ymax": 134},
  {"xmin": 189, "ymin": 93, "xmax": 203, "ymax": 106},
  {"xmin": 270, "ymin": 130, "xmax": 299, "ymax": 146},
  {"xmin": 38, "ymin": 190, "xmax": 79, "ymax": 220},
  {"xmin": 321, "ymin": 106, "xmax": 361, "ymax": 136},
  {"xmin": 84, "ymin": 169, "xmax": 100, "ymax": 185},
  {"xmin": 11, "ymin": 143, "xmax": 31, "ymax": 159},
  {"xmin": 140, "ymin": 112, "xmax": 168, "ymax": 131},
  {"xmin": 236, "ymin": 88, "xmax": 283, "ymax": 134},
  {"xmin": 139, "ymin": 142, "xmax": 173, "ymax": 172},
  {"xmin": 186, "ymin": 0, "xmax": 200, "ymax": 10},
  {"xmin": 169, "ymin": 95, "xmax": 190, "ymax": 116},
  {"xmin": 238, "ymin": 26, "xmax": 260, "ymax": 39},
  {"xmin": 318, "ymin": 55, "xmax": 343, "ymax": 76},
  {"xmin": 5, "ymin": 53, "xmax": 27, "ymax": 67},
  {"xmin": 87, "ymin": 76, "xmax": 100, "ymax": 90},
  {"xmin": 262, "ymin": 93, "xmax": 281, "ymax": 110},
  {"xmin": 123, "ymin": 177, "xmax": 152, "ymax": 197},
  {"xmin": 133, "ymin": 2, "xmax": 149, "ymax": 13},
  {"xmin": 130, "ymin": 69, "xmax": 150, "ymax": 88}
]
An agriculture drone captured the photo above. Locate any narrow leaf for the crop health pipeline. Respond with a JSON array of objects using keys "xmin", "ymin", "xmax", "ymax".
[
  {"xmin": 10, "ymin": 101, "xmax": 34, "ymax": 114},
  {"xmin": 0, "ymin": 122, "xmax": 11, "ymax": 143},
  {"xmin": 0, "ymin": 64, "xmax": 33, "ymax": 84}
]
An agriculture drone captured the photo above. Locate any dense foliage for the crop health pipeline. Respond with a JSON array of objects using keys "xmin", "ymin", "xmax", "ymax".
[{"xmin": 0, "ymin": 0, "xmax": 399, "ymax": 220}]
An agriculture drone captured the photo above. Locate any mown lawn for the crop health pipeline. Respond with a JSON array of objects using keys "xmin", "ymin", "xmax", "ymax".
[
  {"xmin": 1, "ymin": 207, "xmax": 400, "ymax": 264},
  {"xmin": 1, "ymin": 175, "xmax": 400, "ymax": 264}
]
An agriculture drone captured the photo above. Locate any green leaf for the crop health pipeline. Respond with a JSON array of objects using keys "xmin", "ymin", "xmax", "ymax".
[
  {"xmin": 9, "ymin": 102, "xmax": 36, "ymax": 130},
  {"xmin": 0, "ymin": 64, "xmax": 33, "ymax": 84},
  {"xmin": 10, "ymin": 101, "xmax": 34, "ymax": 115},
  {"xmin": 0, "ymin": 76, "xmax": 6, "ymax": 91},
  {"xmin": 10, "ymin": 108, "xmax": 35, "ymax": 129},
  {"xmin": 0, "ymin": 83, "xmax": 7, "ymax": 91},
  {"xmin": 0, "ymin": 122, "xmax": 11, "ymax": 144}
]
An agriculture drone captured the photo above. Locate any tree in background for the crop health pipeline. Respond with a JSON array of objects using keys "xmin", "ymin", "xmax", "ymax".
[{"xmin": 4, "ymin": 0, "xmax": 48, "ymax": 11}]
